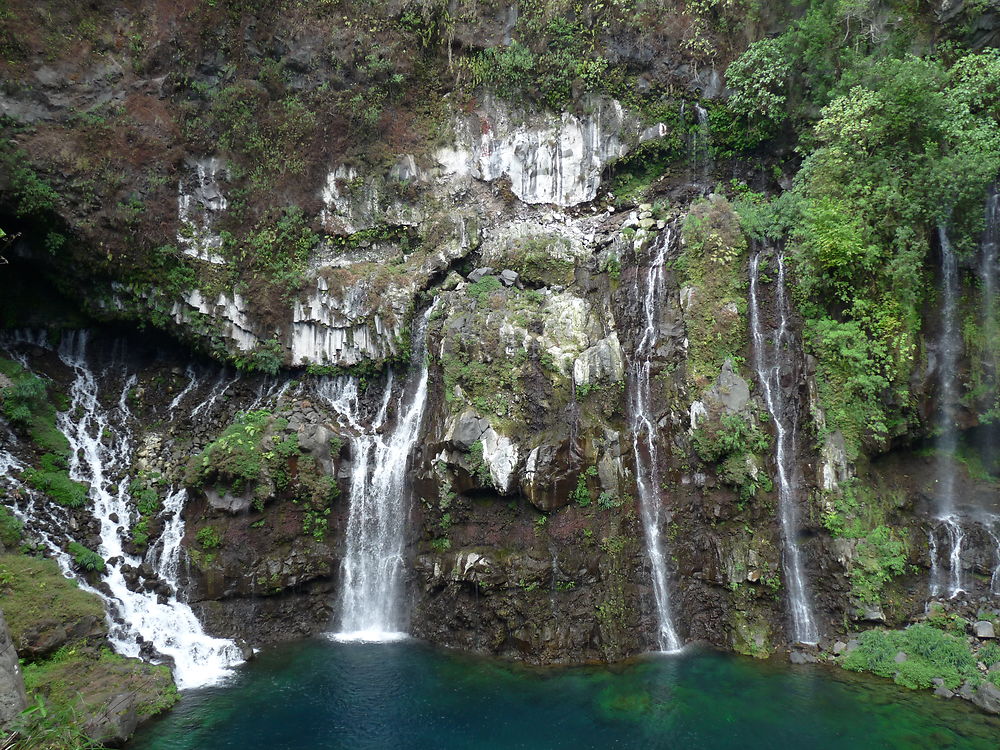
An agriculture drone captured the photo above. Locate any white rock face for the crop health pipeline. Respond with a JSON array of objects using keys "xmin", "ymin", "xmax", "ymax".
[
  {"xmin": 177, "ymin": 157, "xmax": 228, "ymax": 264},
  {"xmin": 171, "ymin": 289, "xmax": 259, "ymax": 352},
  {"xmin": 319, "ymin": 158, "xmax": 426, "ymax": 234},
  {"xmin": 573, "ymin": 333, "xmax": 624, "ymax": 386},
  {"xmin": 290, "ymin": 276, "xmax": 405, "ymax": 366},
  {"xmin": 480, "ymin": 427, "xmax": 519, "ymax": 493},
  {"xmin": 540, "ymin": 292, "xmax": 598, "ymax": 374},
  {"xmin": 438, "ymin": 95, "xmax": 635, "ymax": 207}
]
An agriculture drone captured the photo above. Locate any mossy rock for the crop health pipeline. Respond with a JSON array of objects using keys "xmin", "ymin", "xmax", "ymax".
[
  {"xmin": 0, "ymin": 554, "xmax": 106, "ymax": 658},
  {"xmin": 22, "ymin": 643, "xmax": 178, "ymax": 745}
]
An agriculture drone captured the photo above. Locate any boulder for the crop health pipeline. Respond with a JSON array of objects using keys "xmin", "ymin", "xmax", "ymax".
[
  {"xmin": 971, "ymin": 680, "xmax": 1000, "ymax": 714},
  {"xmin": 468, "ymin": 267, "xmax": 495, "ymax": 283},
  {"xmin": 974, "ymin": 620, "xmax": 996, "ymax": 639},
  {"xmin": 498, "ymin": 269, "xmax": 519, "ymax": 287}
]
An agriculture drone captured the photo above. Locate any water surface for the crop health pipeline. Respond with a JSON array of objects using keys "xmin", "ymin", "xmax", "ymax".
[{"xmin": 131, "ymin": 639, "xmax": 1000, "ymax": 749}]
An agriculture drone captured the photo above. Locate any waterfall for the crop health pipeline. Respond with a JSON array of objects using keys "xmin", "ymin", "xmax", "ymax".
[
  {"xmin": 981, "ymin": 186, "xmax": 999, "ymax": 381},
  {"xmin": 929, "ymin": 225, "xmax": 964, "ymax": 598},
  {"xmin": 628, "ymin": 230, "xmax": 683, "ymax": 653},
  {"xmin": 51, "ymin": 331, "xmax": 243, "ymax": 688},
  {"xmin": 748, "ymin": 250, "xmax": 819, "ymax": 645},
  {"xmin": 324, "ymin": 305, "xmax": 435, "ymax": 640},
  {"xmin": 691, "ymin": 104, "xmax": 711, "ymax": 186}
]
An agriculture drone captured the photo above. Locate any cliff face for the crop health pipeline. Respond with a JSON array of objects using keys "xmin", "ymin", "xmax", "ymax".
[{"xmin": 1, "ymin": 0, "xmax": 1000, "ymax": 693}]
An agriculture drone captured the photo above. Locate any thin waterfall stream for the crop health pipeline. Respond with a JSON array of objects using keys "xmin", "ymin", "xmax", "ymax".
[
  {"xmin": 628, "ymin": 230, "xmax": 683, "ymax": 652},
  {"xmin": 748, "ymin": 250, "xmax": 818, "ymax": 645},
  {"xmin": 929, "ymin": 225, "xmax": 965, "ymax": 599}
]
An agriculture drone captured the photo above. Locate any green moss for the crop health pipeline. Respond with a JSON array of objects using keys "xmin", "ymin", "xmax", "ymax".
[
  {"xmin": 0, "ymin": 554, "xmax": 106, "ymax": 645},
  {"xmin": 676, "ymin": 197, "xmax": 748, "ymax": 387},
  {"xmin": 0, "ymin": 357, "xmax": 71, "ymax": 457}
]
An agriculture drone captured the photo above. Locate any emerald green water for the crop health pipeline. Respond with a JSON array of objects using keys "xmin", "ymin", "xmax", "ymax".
[{"xmin": 130, "ymin": 639, "xmax": 1000, "ymax": 749}]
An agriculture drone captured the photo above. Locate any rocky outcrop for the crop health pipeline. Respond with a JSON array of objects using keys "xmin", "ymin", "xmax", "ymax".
[{"xmin": 0, "ymin": 607, "xmax": 27, "ymax": 727}]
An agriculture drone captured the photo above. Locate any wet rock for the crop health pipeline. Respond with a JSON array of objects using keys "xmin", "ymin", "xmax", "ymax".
[
  {"xmin": 970, "ymin": 680, "xmax": 1000, "ymax": 714},
  {"xmin": 894, "ymin": 651, "xmax": 908, "ymax": 663},
  {"xmin": 832, "ymin": 640, "xmax": 848, "ymax": 655},
  {"xmin": 204, "ymin": 487, "xmax": 253, "ymax": 514},
  {"xmin": 789, "ymin": 650, "xmax": 819, "ymax": 664}
]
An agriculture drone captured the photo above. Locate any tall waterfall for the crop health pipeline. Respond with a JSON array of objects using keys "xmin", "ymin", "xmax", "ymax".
[
  {"xmin": 326, "ymin": 305, "xmax": 435, "ymax": 639},
  {"xmin": 748, "ymin": 250, "xmax": 818, "ymax": 645},
  {"xmin": 628, "ymin": 231, "xmax": 682, "ymax": 652},
  {"xmin": 2, "ymin": 331, "xmax": 243, "ymax": 689},
  {"xmin": 929, "ymin": 225, "xmax": 964, "ymax": 598}
]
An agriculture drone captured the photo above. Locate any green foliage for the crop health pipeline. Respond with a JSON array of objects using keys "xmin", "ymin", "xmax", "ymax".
[
  {"xmin": 222, "ymin": 206, "xmax": 318, "ymax": 300},
  {"xmin": 571, "ymin": 466, "xmax": 598, "ymax": 507},
  {"xmin": 9, "ymin": 693, "xmax": 105, "ymax": 750},
  {"xmin": 67, "ymin": 542, "xmax": 106, "ymax": 573},
  {"xmin": 188, "ymin": 410, "xmax": 271, "ymax": 491},
  {"xmin": 848, "ymin": 526, "xmax": 907, "ymax": 605},
  {"xmin": 693, "ymin": 413, "xmax": 769, "ymax": 463},
  {"xmin": 128, "ymin": 477, "xmax": 162, "ymax": 549},
  {"xmin": 978, "ymin": 642, "xmax": 1000, "ymax": 667},
  {"xmin": 821, "ymin": 479, "xmax": 908, "ymax": 604},
  {"xmin": 233, "ymin": 336, "xmax": 284, "ymax": 375},
  {"xmin": 607, "ymin": 134, "xmax": 684, "ymax": 204},
  {"xmin": 196, "ymin": 526, "xmax": 222, "ymax": 550},
  {"xmin": 23, "ymin": 454, "xmax": 88, "ymax": 509},
  {"xmin": 0, "ymin": 358, "xmax": 70, "ymax": 457},
  {"xmin": 843, "ymin": 625, "xmax": 978, "ymax": 691},
  {"xmin": 466, "ymin": 441, "xmax": 492, "ymax": 486},
  {"xmin": 0, "ymin": 505, "xmax": 23, "ymax": 549},
  {"xmin": 465, "ymin": 275, "xmax": 503, "ymax": 303},
  {"xmin": 597, "ymin": 491, "xmax": 625, "ymax": 510},
  {"xmin": 693, "ymin": 413, "xmax": 771, "ymax": 502}
]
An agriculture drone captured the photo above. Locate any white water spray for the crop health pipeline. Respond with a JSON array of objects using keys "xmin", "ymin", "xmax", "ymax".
[{"xmin": 749, "ymin": 250, "xmax": 818, "ymax": 644}]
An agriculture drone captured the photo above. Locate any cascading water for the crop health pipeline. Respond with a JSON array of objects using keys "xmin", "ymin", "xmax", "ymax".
[
  {"xmin": 50, "ymin": 331, "xmax": 242, "ymax": 688},
  {"xmin": 691, "ymin": 104, "xmax": 711, "ymax": 186},
  {"xmin": 321, "ymin": 305, "xmax": 435, "ymax": 640},
  {"xmin": 628, "ymin": 230, "xmax": 682, "ymax": 653},
  {"xmin": 980, "ymin": 186, "xmax": 999, "ymax": 379},
  {"xmin": 929, "ymin": 225, "xmax": 964, "ymax": 598},
  {"xmin": 748, "ymin": 250, "xmax": 818, "ymax": 645}
]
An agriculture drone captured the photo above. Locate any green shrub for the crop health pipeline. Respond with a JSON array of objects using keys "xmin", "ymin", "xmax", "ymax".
[
  {"xmin": 466, "ymin": 275, "xmax": 503, "ymax": 302},
  {"xmin": 0, "ymin": 506, "xmax": 23, "ymax": 548},
  {"xmin": 571, "ymin": 466, "xmax": 597, "ymax": 507},
  {"xmin": 22, "ymin": 455, "xmax": 88, "ymax": 508},
  {"xmin": 843, "ymin": 625, "xmax": 978, "ymax": 691},
  {"xmin": 67, "ymin": 542, "xmax": 106, "ymax": 573},
  {"xmin": 188, "ymin": 410, "xmax": 271, "ymax": 490},
  {"xmin": 196, "ymin": 526, "xmax": 222, "ymax": 550}
]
